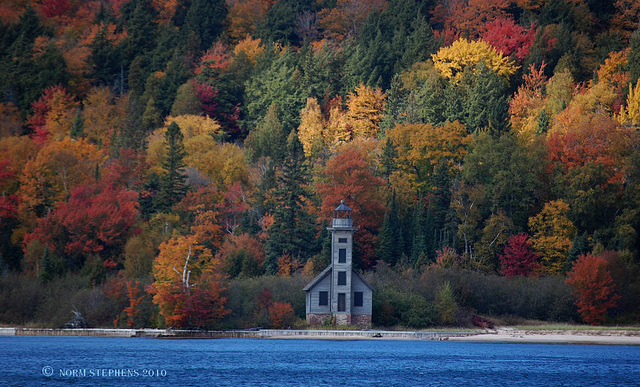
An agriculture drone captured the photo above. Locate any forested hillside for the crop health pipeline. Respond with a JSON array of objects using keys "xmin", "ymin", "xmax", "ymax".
[{"xmin": 1, "ymin": 0, "xmax": 640, "ymax": 329}]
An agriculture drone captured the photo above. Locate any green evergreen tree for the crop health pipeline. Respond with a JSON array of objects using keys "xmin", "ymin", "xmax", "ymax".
[
  {"xmin": 118, "ymin": 0, "xmax": 158, "ymax": 60},
  {"xmin": 88, "ymin": 23, "xmax": 122, "ymax": 87},
  {"xmin": 565, "ymin": 231, "xmax": 592, "ymax": 272},
  {"xmin": 377, "ymin": 192, "xmax": 404, "ymax": 266},
  {"xmin": 69, "ymin": 110, "xmax": 85, "ymax": 139},
  {"xmin": 380, "ymin": 136, "xmax": 399, "ymax": 183},
  {"xmin": 630, "ymin": 27, "xmax": 640, "ymax": 86},
  {"xmin": 536, "ymin": 108, "xmax": 550, "ymax": 135},
  {"xmin": 264, "ymin": 132, "xmax": 318, "ymax": 274},
  {"xmin": 171, "ymin": 80, "xmax": 201, "ymax": 116},
  {"xmin": 244, "ymin": 47, "xmax": 307, "ymax": 134},
  {"xmin": 154, "ymin": 122, "xmax": 188, "ymax": 213},
  {"xmin": 39, "ymin": 247, "xmax": 54, "ymax": 282},
  {"xmin": 183, "ymin": 0, "xmax": 227, "ymax": 51},
  {"xmin": 246, "ymin": 103, "xmax": 287, "ymax": 163}
]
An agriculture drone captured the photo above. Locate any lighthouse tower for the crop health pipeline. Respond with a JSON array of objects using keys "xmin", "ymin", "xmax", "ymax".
[{"xmin": 304, "ymin": 200, "xmax": 373, "ymax": 328}]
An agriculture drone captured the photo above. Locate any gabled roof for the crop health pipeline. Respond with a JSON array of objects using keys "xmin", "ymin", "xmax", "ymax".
[
  {"xmin": 352, "ymin": 269, "xmax": 374, "ymax": 291},
  {"xmin": 303, "ymin": 265, "xmax": 332, "ymax": 291},
  {"xmin": 303, "ymin": 265, "xmax": 374, "ymax": 292}
]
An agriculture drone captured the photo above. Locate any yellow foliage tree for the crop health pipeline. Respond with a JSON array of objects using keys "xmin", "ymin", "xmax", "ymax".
[
  {"xmin": 432, "ymin": 38, "xmax": 518, "ymax": 82},
  {"xmin": 146, "ymin": 115, "xmax": 223, "ymax": 175},
  {"xmin": 297, "ymin": 97, "xmax": 328, "ymax": 158},
  {"xmin": 18, "ymin": 137, "xmax": 107, "ymax": 227},
  {"xmin": 387, "ymin": 121, "xmax": 472, "ymax": 192},
  {"xmin": 233, "ymin": 35, "xmax": 265, "ymax": 65},
  {"xmin": 618, "ymin": 80, "xmax": 640, "ymax": 127},
  {"xmin": 334, "ymin": 84, "xmax": 385, "ymax": 142},
  {"xmin": 82, "ymin": 87, "xmax": 118, "ymax": 147},
  {"xmin": 528, "ymin": 200, "xmax": 576, "ymax": 275},
  {"xmin": 152, "ymin": 233, "xmax": 228, "ymax": 328}
]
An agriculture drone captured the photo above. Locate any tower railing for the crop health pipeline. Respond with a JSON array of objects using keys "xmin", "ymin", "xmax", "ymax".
[{"xmin": 332, "ymin": 218, "xmax": 353, "ymax": 228}]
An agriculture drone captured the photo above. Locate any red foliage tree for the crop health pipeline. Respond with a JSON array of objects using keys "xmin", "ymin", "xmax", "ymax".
[
  {"xmin": 39, "ymin": 0, "xmax": 71, "ymax": 18},
  {"xmin": 194, "ymin": 80, "xmax": 219, "ymax": 118},
  {"xmin": 27, "ymin": 85, "xmax": 77, "ymax": 144},
  {"xmin": 124, "ymin": 279, "xmax": 146, "ymax": 328},
  {"xmin": 498, "ymin": 233, "xmax": 540, "ymax": 278},
  {"xmin": 315, "ymin": 147, "xmax": 386, "ymax": 268},
  {"xmin": 481, "ymin": 18, "xmax": 536, "ymax": 62},
  {"xmin": 565, "ymin": 254, "xmax": 621, "ymax": 325},
  {"xmin": 25, "ymin": 183, "xmax": 140, "ymax": 269}
]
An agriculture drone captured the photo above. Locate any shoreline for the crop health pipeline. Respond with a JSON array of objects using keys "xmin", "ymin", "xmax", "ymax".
[{"xmin": 2, "ymin": 327, "xmax": 640, "ymax": 345}]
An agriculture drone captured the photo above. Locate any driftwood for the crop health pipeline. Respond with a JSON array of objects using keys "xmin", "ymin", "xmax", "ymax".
[{"xmin": 471, "ymin": 315, "xmax": 495, "ymax": 329}]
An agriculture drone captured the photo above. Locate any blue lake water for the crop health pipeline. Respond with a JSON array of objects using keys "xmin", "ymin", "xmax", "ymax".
[{"xmin": 1, "ymin": 336, "xmax": 639, "ymax": 386}]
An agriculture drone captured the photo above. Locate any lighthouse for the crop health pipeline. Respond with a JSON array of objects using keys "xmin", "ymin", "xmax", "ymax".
[{"xmin": 303, "ymin": 200, "xmax": 373, "ymax": 328}]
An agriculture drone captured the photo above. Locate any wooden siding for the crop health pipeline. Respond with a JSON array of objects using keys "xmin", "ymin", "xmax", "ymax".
[
  {"xmin": 352, "ymin": 274, "xmax": 373, "ymax": 315},
  {"xmin": 307, "ymin": 272, "xmax": 332, "ymax": 314}
]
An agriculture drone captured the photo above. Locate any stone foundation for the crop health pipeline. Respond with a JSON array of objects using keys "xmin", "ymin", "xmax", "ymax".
[
  {"xmin": 351, "ymin": 314, "xmax": 372, "ymax": 329},
  {"xmin": 307, "ymin": 313, "xmax": 371, "ymax": 328},
  {"xmin": 334, "ymin": 313, "xmax": 351, "ymax": 326},
  {"xmin": 307, "ymin": 313, "xmax": 332, "ymax": 327}
]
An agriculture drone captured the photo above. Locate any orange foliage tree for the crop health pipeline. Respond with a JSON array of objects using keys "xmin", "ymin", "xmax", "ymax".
[
  {"xmin": 151, "ymin": 234, "xmax": 229, "ymax": 328},
  {"xmin": 19, "ymin": 137, "xmax": 107, "ymax": 220},
  {"xmin": 432, "ymin": 0, "xmax": 511, "ymax": 39},
  {"xmin": 565, "ymin": 253, "xmax": 621, "ymax": 325},
  {"xmin": 27, "ymin": 85, "xmax": 78, "ymax": 144},
  {"xmin": 268, "ymin": 301, "xmax": 295, "ymax": 328}
]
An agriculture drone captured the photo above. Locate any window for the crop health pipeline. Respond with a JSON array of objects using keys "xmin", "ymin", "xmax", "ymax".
[
  {"xmin": 338, "ymin": 293, "xmax": 346, "ymax": 312},
  {"xmin": 338, "ymin": 271, "xmax": 346, "ymax": 286},
  {"xmin": 354, "ymin": 292, "xmax": 363, "ymax": 307},
  {"xmin": 338, "ymin": 238, "xmax": 348, "ymax": 244},
  {"xmin": 319, "ymin": 291, "xmax": 328, "ymax": 306},
  {"xmin": 338, "ymin": 248, "xmax": 346, "ymax": 263}
]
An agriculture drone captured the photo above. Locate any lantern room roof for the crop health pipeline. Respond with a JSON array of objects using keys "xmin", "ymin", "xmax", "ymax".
[{"xmin": 334, "ymin": 199, "xmax": 352, "ymax": 212}]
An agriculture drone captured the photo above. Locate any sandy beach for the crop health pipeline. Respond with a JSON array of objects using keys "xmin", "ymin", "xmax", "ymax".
[
  {"xmin": 448, "ymin": 328, "xmax": 640, "ymax": 345},
  {"xmin": 2, "ymin": 327, "xmax": 640, "ymax": 345}
]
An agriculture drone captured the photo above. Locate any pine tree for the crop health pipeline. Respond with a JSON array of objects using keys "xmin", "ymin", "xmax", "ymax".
[
  {"xmin": 69, "ymin": 110, "xmax": 85, "ymax": 139},
  {"xmin": 39, "ymin": 247, "xmax": 54, "ymax": 282},
  {"xmin": 154, "ymin": 122, "xmax": 188, "ymax": 213},
  {"xmin": 630, "ymin": 27, "xmax": 640, "ymax": 85},
  {"xmin": 377, "ymin": 192, "xmax": 404, "ymax": 266},
  {"xmin": 264, "ymin": 131, "xmax": 317, "ymax": 274}
]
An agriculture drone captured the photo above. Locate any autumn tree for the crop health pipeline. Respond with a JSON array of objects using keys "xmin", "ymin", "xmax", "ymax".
[
  {"xmin": 297, "ymin": 97, "xmax": 328, "ymax": 159},
  {"xmin": 27, "ymin": 85, "xmax": 78, "ymax": 143},
  {"xmin": 19, "ymin": 137, "xmax": 107, "ymax": 220},
  {"xmin": 618, "ymin": 80, "xmax": 640, "ymax": 127},
  {"xmin": 565, "ymin": 253, "xmax": 621, "ymax": 325},
  {"xmin": 499, "ymin": 233, "xmax": 540, "ymax": 278},
  {"xmin": 387, "ymin": 121, "xmax": 472, "ymax": 194},
  {"xmin": 315, "ymin": 143, "xmax": 386, "ymax": 268},
  {"xmin": 24, "ymin": 182, "xmax": 140, "ymax": 271},
  {"xmin": 432, "ymin": 0, "xmax": 511, "ymax": 39},
  {"xmin": 218, "ymin": 233, "xmax": 265, "ymax": 278},
  {"xmin": 339, "ymin": 84, "xmax": 386, "ymax": 142},
  {"xmin": 431, "ymin": 38, "xmax": 518, "ymax": 82},
  {"xmin": 481, "ymin": 18, "xmax": 536, "ymax": 63},
  {"xmin": 528, "ymin": 200, "xmax": 576, "ymax": 275},
  {"xmin": 152, "ymin": 234, "xmax": 229, "ymax": 328}
]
